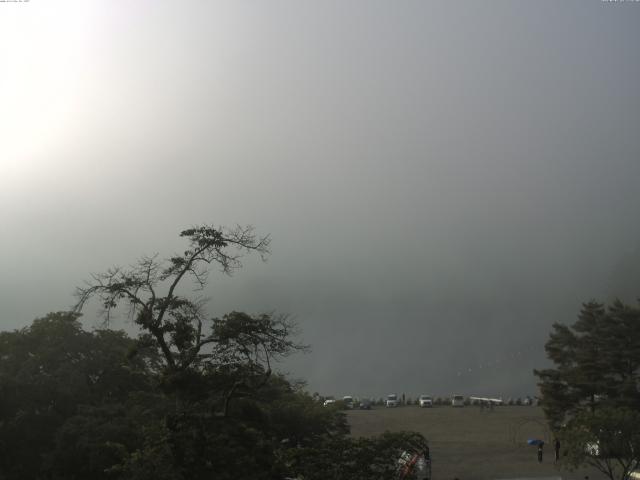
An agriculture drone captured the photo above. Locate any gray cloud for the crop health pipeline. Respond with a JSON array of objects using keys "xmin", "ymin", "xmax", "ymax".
[{"xmin": 1, "ymin": 0, "xmax": 639, "ymax": 399}]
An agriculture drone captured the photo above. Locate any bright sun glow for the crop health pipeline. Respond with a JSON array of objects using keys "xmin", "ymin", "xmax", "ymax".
[{"xmin": 0, "ymin": 2, "xmax": 97, "ymax": 189}]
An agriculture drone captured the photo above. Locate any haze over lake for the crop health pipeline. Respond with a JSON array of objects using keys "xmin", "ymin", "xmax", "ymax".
[{"xmin": 1, "ymin": 0, "xmax": 639, "ymax": 398}]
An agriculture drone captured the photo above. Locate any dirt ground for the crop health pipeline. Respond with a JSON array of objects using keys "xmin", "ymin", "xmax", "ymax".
[{"xmin": 347, "ymin": 405, "xmax": 603, "ymax": 480}]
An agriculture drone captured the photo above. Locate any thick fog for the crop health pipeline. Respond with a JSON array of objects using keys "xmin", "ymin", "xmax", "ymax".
[{"xmin": 1, "ymin": 1, "xmax": 639, "ymax": 399}]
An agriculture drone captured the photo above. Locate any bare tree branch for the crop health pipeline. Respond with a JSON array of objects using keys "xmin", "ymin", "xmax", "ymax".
[{"xmin": 74, "ymin": 224, "xmax": 272, "ymax": 372}]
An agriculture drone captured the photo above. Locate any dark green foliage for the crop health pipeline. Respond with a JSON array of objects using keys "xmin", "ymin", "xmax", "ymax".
[
  {"xmin": 45, "ymin": 403, "xmax": 143, "ymax": 480},
  {"xmin": 1, "ymin": 226, "xmax": 428, "ymax": 479},
  {"xmin": 0, "ymin": 311, "xmax": 425, "ymax": 480},
  {"xmin": 535, "ymin": 299, "xmax": 640, "ymax": 480},
  {"xmin": 559, "ymin": 407, "xmax": 640, "ymax": 480},
  {"xmin": 284, "ymin": 431, "xmax": 428, "ymax": 480},
  {"xmin": 0, "ymin": 312, "xmax": 155, "ymax": 480},
  {"xmin": 535, "ymin": 300, "xmax": 640, "ymax": 427}
]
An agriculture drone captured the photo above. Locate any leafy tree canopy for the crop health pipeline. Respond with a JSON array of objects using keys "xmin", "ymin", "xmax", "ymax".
[
  {"xmin": 0, "ymin": 224, "xmax": 429, "ymax": 479},
  {"xmin": 0, "ymin": 311, "xmax": 155, "ymax": 480},
  {"xmin": 535, "ymin": 299, "xmax": 640, "ymax": 480}
]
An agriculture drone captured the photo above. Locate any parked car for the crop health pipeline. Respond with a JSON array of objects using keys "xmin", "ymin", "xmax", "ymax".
[
  {"xmin": 323, "ymin": 396, "xmax": 336, "ymax": 407},
  {"xmin": 359, "ymin": 398, "xmax": 372, "ymax": 409},
  {"xmin": 419, "ymin": 395, "xmax": 433, "ymax": 408},
  {"xmin": 342, "ymin": 395, "xmax": 354, "ymax": 409},
  {"xmin": 451, "ymin": 394, "xmax": 465, "ymax": 407},
  {"xmin": 386, "ymin": 393, "xmax": 399, "ymax": 407}
]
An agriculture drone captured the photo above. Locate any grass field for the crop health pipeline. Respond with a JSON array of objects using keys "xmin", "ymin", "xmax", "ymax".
[{"xmin": 347, "ymin": 405, "xmax": 601, "ymax": 480}]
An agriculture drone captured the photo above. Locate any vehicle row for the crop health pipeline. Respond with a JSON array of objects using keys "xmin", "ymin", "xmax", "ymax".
[
  {"xmin": 322, "ymin": 395, "xmax": 372, "ymax": 409},
  {"xmin": 320, "ymin": 394, "xmax": 538, "ymax": 408},
  {"xmin": 321, "ymin": 394, "xmax": 456, "ymax": 408}
]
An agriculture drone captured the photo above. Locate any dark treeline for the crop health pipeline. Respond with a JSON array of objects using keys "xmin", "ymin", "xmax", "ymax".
[
  {"xmin": 0, "ymin": 311, "xmax": 425, "ymax": 480},
  {"xmin": 0, "ymin": 225, "xmax": 426, "ymax": 479}
]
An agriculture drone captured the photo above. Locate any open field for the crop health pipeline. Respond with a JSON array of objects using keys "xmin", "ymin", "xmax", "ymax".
[{"xmin": 347, "ymin": 405, "xmax": 601, "ymax": 480}]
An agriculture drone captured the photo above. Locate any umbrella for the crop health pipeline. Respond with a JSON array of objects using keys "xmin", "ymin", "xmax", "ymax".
[{"xmin": 527, "ymin": 439, "xmax": 544, "ymax": 446}]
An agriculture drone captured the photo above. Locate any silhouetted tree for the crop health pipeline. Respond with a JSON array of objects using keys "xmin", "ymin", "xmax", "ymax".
[
  {"xmin": 0, "ymin": 312, "xmax": 155, "ymax": 480},
  {"xmin": 74, "ymin": 224, "xmax": 272, "ymax": 373},
  {"xmin": 535, "ymin": 299, "xmax": 640, "ymax": 480},
  {"xmin": 66, "ymin": 224, "xmax": 426, "ymax": 479}
]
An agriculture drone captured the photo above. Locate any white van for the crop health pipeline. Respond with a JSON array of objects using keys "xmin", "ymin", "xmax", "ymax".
[
  {"xmin": 386, "ymin": 393, "xmax": 399, "ymax": 407},
  {"xmin": 451, "ymin": 394, "xmax": 465, "ymax": 407}
]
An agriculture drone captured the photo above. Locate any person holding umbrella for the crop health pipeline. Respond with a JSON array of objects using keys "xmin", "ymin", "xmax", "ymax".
[{"xmin": 527, "ymin": 439, "xmax": 545, "ymax": 463}]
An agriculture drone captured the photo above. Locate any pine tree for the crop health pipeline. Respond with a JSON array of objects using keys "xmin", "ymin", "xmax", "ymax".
[{"xmin": 535, "ymin": 299, "xmax": 640, "ymax": 480}]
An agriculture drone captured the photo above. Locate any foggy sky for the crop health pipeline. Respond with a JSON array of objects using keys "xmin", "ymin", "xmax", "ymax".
[{"xmin": 1, "ymin": 1, "xmax": 639, "ymax": 399}]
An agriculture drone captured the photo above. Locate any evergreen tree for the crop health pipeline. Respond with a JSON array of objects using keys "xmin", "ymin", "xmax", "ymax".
[{"xmin": 535, "ymin": 299, "xmax": 640, "ymax": 480}]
